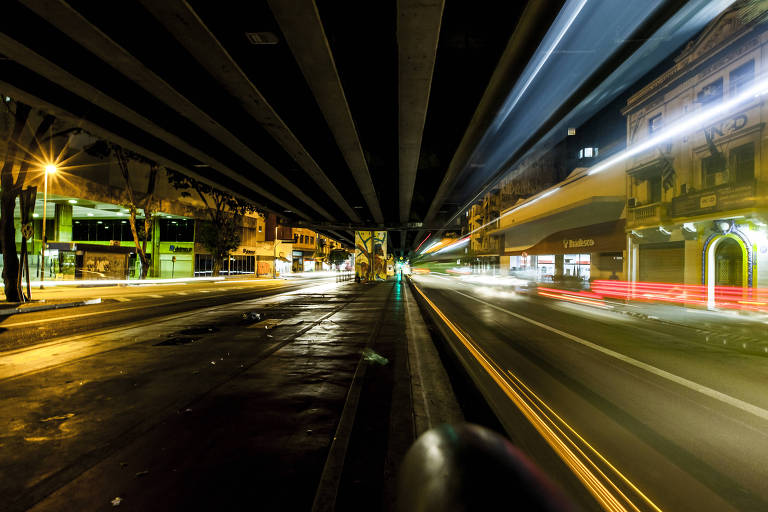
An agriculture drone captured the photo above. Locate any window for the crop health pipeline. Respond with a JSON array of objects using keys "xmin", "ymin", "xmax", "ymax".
[
  {"xmin": 72, "ymin": 219, "xmax": 144, "ymax": 242},
  {"xmin": 294, "ymin": 233, "xmax": 298, "ymax": 243},
  {"xmin": 730, "ymin": 142, "xmax": 754, "ymax": 183},
  {"xmin": 729, "ymin": 60, "xmax": 754, "ymax": 95},
  {"xmin": 648, "ymin": 175, "xmax": 662, "ymax": 203},
  {"xmin": 159, "ymin": 219, "xmax": 194, "ymax": 242},
  {"xmin": 310, "ymin": 236, "xmax": 314, "ymax": 245},
  {"xmin": 258, "ymin": 225, "xmax": 263, "ymax": 233},
  {"xmin": 578, "ymin": 147, "xmax": 598, "ymax": 159},
  {"xmin": 702, "ymin": 153, "xmax": 726, "ymax": 188},
  {"xmin": 648, "ymin": 114, "xmax": 662, "ymax": 134},
  {"xmin": 697, "ymin": 77, "xmax": 723, "ymax": 104}
]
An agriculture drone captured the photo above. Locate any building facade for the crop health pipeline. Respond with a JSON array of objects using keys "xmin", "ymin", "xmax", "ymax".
[{"xmin": 623, "ymin": 7, "xmax": 768, "ymax": 304}]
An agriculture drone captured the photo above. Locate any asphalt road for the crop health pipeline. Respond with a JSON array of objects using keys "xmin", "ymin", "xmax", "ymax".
[
  {"xmin": 411, "ymin": 273, "xmax": 768, "ymax": 512},
  {"xmin": 0, "ymin": 275, "xmax": 335, "ymax": 351},
  {"xmin": 0, "ymin": 275, "xmax": 360, "ymax": 511}
]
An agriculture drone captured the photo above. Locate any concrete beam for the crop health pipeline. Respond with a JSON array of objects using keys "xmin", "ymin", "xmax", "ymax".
[
  {"xmin": 416, "ymin": 0, "xmax": 561, "ymax": 247},
  {"xmin": 20, "ymin": 0, "xmax": 333, "ymax": 221},
  {"xmin": 0, "ymin": 80, "xmax": 275, "ymax": 214},
  {"xmin": 268, "ymin": 0, "xmax": 384, "ymax": 225},
  {"xmin": 397, "ymin": 0, "xmax": 444, "ymax": 223},
  {"xmin": 139, "ymin": 0, "xmax": 362, "ymax": 223},
  {"xmin": 0, "ymin": 32, "xmax": 309, "ymax": 220}
]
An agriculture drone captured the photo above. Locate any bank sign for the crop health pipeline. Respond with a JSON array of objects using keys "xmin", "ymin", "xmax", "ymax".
[
  {"xmin": 563, "ymin": 238, "xmax": 595, "ymax": 249},
  {"xmin": 168, "ymin": 245, "xmax": 193, "ymax": 253}
]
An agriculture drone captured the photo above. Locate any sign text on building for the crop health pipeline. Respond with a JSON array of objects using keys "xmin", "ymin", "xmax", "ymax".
[{"xmin": 563, "ymin": 238, "xmax": 595, "ymax": 249}]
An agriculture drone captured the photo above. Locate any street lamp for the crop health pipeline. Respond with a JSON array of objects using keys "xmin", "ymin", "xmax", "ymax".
[
  {"xmin": 273, "ymin": 225, "xmax": 280, "ymax": 278},
  {"xmin": 40, "ymin": 164, "xmax": 56, "ymax": 289}
]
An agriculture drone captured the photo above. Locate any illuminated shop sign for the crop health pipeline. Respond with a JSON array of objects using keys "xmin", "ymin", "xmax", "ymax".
[{"xmin": 563, "ymin": 238, "xmax": 595, "ymax": 249}]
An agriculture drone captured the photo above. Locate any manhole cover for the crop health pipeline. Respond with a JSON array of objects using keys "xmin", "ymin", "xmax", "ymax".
[
  {"xmin": 154, "ymin": 336, "xmax": 199, "ymax": 346},
  {"xmin": 178, "ymin": 326, "xmax": 219, "ymax": 336}
]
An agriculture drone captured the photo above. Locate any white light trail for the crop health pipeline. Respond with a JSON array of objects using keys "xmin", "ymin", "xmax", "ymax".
[
  {"xmin": 452, "ymin": 72, "xmax": 768, "ymax": 248},
  {"xmin": 589, "ymin": 74, "xmax": 768, "ymax": 176},
  {"xmin": 498, "ymin": 0, "xmax": 588, "ymax": 123}
]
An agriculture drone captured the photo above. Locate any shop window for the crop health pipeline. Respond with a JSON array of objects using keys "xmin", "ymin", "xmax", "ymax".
[
  {"xmin": 648, "ymin": 175, "xmax": 662, "ymax": 203},
  {"xmin": 702, "ymin": 153, "xmax": 726, "ymax": 188},
  {"xmin": 730, "ymin": 142, "xmax": 754, "ymax": 183},
  {"xmin": 648, "ymin": 114, "xmax": 662, "ymax": 134},
  {"xmin": 697, "ymin": 77, "xmax": 723, "ymax": 104},
  {"xmin": 729, "ymin": 60, "xmax": 754, "ymax": 96},
  {"xmin": 72, "ymin": 219, "xmax": 141, "ymax": 242}
]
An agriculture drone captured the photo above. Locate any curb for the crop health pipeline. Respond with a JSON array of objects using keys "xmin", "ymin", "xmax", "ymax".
[
  {"xmin": 0, "ymin": 298, "xmax": 102, "ymax": 317},
  {"xmin": 610, "ymin": 306, "xmax": 768, "ymax": 357}
]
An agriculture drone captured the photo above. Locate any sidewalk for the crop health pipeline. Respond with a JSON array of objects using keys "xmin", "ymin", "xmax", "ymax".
[
  {"xmin": 530, "ymin": 283, "xmax": 768, "ymax": 356},
  {"xmin": 605, "ymin": 298, "xmax": 768, "ymax": 356},
  {"xmin": 16, "ymin": 277, "xmax": 462, "ymax": 512}
]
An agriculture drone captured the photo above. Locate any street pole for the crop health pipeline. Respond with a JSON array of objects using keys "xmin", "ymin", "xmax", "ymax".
[
  {"xmin": 40, "ymin": 165, "xmax": 55, "ymax": 289},
  {"xmin": 273, "ymin": 225, "xmax": 279, "ymax": 278}
]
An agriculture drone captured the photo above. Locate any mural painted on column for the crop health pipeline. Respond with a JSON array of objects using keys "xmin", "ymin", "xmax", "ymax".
[{"xmin": 355, "ymin": 231, "xmax": 388, "ymax": 281}]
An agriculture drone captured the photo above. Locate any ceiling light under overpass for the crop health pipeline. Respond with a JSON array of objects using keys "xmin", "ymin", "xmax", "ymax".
[{"xmin": 245, "ymin": 32, "xmax": 279, "ymax": 45}]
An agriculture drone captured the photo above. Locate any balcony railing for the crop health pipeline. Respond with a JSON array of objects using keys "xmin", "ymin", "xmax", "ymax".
[
  {"xmin": 628, "ymin": 202, "xmax": 665, "ymax": 227},
  {"xmin": 633, "ymin": 203, "xmax": 659, "ymax": 220}
]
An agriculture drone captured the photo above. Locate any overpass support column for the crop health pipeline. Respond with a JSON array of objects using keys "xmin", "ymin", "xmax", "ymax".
[
  {"xmin": 354, "ymin": 231, "xmax": 388, "ymax": 281},
  {"xmin": 54, "ymin": 204, "xmax": 72, "ymax": 242},
  {"xmin": 554, "ymin": 254, "xmax": 564, "ymax": 281}
]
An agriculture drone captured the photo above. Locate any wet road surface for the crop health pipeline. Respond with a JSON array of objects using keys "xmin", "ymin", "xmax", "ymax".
[
  {"xmin": 0, "ymin": 277, "xmax": 327, "ymax": 352},
  {"xmin": 411, "ymin": 273, "xmax": 768, "ymax": 511},
  {"xmin": 0, "ymin": 279, "xmax": 419, "ymax": 512}
]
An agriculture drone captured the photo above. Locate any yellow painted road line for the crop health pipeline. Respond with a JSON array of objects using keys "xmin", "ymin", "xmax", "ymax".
[
  {"xmin": 248, "ymin": 318, "xmax": 282, "ymax": 330},
  {"xmin": 455, "ymin": 289, "xmax": 768, "ymax": 423},
  {"xmin": 506, "ymin": 370, "xmax": 660, "ymax": 512},
  {"xmin": 412, "ymin": 283, "xmax": 661, "ymax": 512}
]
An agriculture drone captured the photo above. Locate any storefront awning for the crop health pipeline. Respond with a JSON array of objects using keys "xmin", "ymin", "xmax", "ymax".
[
  {"xmin": 506, "ymin": 220, "xmax": 626, "ymax": 256},
  {"xmin": 490, "ymin": 196, "xmax": 625, "ymax": 251}
]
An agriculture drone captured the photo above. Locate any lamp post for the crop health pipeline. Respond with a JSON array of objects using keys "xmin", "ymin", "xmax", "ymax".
[
  {"xmin": 273, "ymin": 225, "xmax": 279, "ymax": 279},
  {"xmin": 40, "ymin": 164, "xmax": 56, "ymax": 289}
]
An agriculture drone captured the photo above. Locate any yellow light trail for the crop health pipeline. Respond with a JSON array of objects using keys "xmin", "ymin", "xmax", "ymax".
[{"xmin": 411, "ymin": 282, "xmax": 663, "ymax": 512}]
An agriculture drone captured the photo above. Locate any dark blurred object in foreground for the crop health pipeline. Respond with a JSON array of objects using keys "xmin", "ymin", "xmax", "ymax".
[{"xmin": 397, "ymin": 424, "xmax": 574, "ymax": 511}]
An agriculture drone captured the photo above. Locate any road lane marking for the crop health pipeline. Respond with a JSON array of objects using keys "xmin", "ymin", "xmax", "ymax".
[
  {"xmin": 0, "ymin": 285, "xmax": 287, "ymax": 328},
  {"xmin": 455, "ymin": 289, "xmax": 768, "ymax": 423},
  {"xmin": 114, "ymin": 297, "xmax": 131, "ymax": 302},
  {"xmin": 412, "ymin": 283, "xmax": 655, "ymax": 512},
  {"xmin": 148, "ymin": 294, "xmax": 163, "ymax": 298},
  {"xmin": 0, "ymin": 282, "xmax": 331, "ymax": 379},
  {"xmin": 174, "ymin": 291, "xmax": 188, "ymax": 296}
]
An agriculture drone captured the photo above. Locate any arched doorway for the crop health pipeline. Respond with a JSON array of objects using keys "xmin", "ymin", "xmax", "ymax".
[
  {"xmin": 715, "ymin": 237, "xmax": 743, "ymax": 287},
  {"xmin": 705, "ymin": 234, "xmax": 748, "ymax": 307}
]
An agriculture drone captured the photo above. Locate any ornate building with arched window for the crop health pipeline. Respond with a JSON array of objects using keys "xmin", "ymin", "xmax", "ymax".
[{"xmin": 623, "ymin": 5, "xmax": 768, "ymax": 306}]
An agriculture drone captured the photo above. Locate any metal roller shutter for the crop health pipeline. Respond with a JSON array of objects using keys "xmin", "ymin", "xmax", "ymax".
[{"xmin": 639, "ymin": 242, "xmax": 684, "ymax": 283}]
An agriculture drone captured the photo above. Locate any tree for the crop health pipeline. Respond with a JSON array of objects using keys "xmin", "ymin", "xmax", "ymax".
[
  {"xmin": 0, "ymin": 99, "xmax": 55, "ymax": 302},
  {"xmin": 85, "ymin": 140, "xmax": 158, "ymax": 279},
  {"xmin": 327, "ymin": 248, "xmax": 348, "ymax": 268},
  {"xmin": 168, "ymin": 170, "xmax": 258, "ymax": 276}
]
